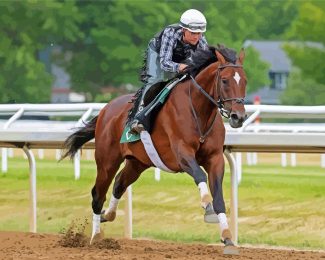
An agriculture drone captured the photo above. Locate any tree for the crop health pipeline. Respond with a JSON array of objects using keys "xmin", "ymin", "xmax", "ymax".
[
  {"xmin": 65, "ymin": 0, "xmax": 271, "ymax": 97},
  {"xmin": 281, "ymin": 68, "xmax": 325, "ymax": 105},
  {"xmin": 64, "ymin": 1, "xmax": 179, "ymax": 99},
  {"xmin": 282, "ymin": 1, "xmax": 325, "ymax": 105},
  {"xmin": 0, "ymin": 0, "xmax": 83, "ymax": 103},
  {"xmin": 0, "ymin": 0, "xmax": 294, "ymax": 103},
  {"xmin": 204, "ymin": 0, "xmax": 271, "ymax": 93},
  {"xmin": 254, "ymin": 0, "xmax": 299, "ymax": 40},
  {"xmin": 241, "ymin": 47, "xmax": 270, "ymax": 93}
]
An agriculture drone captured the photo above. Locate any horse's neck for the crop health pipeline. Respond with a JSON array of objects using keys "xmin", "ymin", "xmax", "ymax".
[{"xmin": 190, "ymin": 62, "xmax": 219, "ymax": 119}]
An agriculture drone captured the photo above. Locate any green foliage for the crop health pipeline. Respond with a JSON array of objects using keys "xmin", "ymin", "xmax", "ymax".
[
  {"xmin": 65, "ymin": 0, "xmax": 179, "ymax": 97},
  {"xmin": 64, "ymin": 0, "xmax": 273, "ymax": 98},
  {"xmin": 254, "ymin": 0, "xmax": 299, "ymax": 40},
  {"xmin": 0, "ymin": 0, "xmax": 83, "ymax": 103},
  {"xmin": 243, "ymin": 47, "xmax": 270, "ymax": 93},
  {"xmin": 94, "ymin": 92, "xmax": 119, "ymax": 103},
  {"xmin": 286, "ymin": 0, "xmax": 325, "ymax": 44},
  {"xmin": 282, "ymin": 1, "xmax": 325, "ymax": 104},
  {"xmin": 281, "ymin": 68, "xmax": 325, "ymax": 105},
  {"xmin": 284, "ymin": 43, "xmax": 325, "ymax": 85},
  {"xmin": 1, "ymin": 0, "xmax": 320, "ymax": 103}
]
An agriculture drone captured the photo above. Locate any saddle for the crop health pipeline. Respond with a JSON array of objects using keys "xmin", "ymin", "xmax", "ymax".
[{"xmin": 121, "ymin": 75, "xmax": 186, "ymax": 143}]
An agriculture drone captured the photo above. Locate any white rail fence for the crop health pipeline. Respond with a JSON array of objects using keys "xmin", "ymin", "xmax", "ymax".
[
  {"xmin": 0, "ymin": 103, "xmax": 325, "ymax": 245},
  {"xmin": 0, "ymin": 103, "xmax": 103, "ymax": 178}
]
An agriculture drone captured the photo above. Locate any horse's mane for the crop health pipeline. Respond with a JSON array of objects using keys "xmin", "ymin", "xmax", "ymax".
[{"xmin": 186, "ymin": 44, "xmax": 237, "ymax": 77}]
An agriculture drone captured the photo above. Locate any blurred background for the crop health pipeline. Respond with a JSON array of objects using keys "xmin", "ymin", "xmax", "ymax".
[{"xmin": 0, "ymin": 0, "xmax": 324, "ymax": 105}]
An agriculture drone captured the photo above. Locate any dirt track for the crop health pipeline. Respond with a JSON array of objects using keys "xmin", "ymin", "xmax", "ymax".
[{"xmin": 1, "ymin": 231, "xmax": 324, "ymax": 260}]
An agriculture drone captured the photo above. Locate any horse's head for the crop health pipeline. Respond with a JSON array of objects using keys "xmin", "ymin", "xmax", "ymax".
[{"xmin": 215, "ymin": 49, "xmax": 246, "ymax": 128}]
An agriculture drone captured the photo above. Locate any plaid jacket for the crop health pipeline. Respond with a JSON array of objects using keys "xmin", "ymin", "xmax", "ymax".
[{"xmin": 159, "ymin": 26, "xmax": 208, "ymax": 73}]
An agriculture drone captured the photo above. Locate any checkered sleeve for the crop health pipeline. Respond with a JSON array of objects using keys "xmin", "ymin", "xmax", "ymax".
[
  {"xmin": 199, "ymin": 35, "xmax": 209, "ymax": 50},
  {"xmin": 159, "ymin": 27, "xmax": 180, "ymax": 73}
]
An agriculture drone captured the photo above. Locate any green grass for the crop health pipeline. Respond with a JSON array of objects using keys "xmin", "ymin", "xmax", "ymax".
[{"xmin": 0, "ymin": 157, "xmax": 324, "ymax": 250}]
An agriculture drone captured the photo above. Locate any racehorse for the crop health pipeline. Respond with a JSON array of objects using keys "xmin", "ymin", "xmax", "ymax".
[{"xmin": 62, "ymin": 46, "xmax": 246, "ymax": 255}]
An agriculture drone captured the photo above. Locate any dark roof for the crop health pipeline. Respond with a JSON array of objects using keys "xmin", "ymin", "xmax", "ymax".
[{"xmin": 243, "ymin": 40, "xmax": 292, "ymax": 73}]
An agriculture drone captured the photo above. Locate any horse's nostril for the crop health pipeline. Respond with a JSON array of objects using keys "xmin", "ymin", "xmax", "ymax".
[{"xmin": 231, "ymin": 113, "xmax": 238, "ymax": 121}]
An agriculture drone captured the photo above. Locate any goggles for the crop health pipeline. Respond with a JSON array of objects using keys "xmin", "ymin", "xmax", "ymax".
[{"xmin": 180, "ymin": 22, "xmax": 206, "ymax": 32}]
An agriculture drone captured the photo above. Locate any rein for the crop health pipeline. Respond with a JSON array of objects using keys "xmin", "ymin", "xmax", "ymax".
[
  {"xmin": 188, "ymin": 80, "xmax": 218, "ymax": 143},
  {"xmin": 188, "ymin": 63, "xmax": 245, "ymax": 143}
]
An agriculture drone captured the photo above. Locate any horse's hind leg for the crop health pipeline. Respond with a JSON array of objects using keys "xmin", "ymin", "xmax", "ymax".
[{"xmin": 102, "ymin": 158, "xmax": 148, "ymax": 222}]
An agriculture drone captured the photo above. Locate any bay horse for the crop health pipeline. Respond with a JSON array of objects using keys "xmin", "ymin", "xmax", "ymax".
[{"xmin": 62, "ymin": 47, "xmax": 246, "ymax": 254}]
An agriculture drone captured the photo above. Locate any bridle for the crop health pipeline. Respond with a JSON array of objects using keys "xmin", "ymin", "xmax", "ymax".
[
  {"xmin": 188, "ymin": 63, "xmax": 245, "ymax": 142},
  {"xmin": 190, "ymin": 63, "xmax": 245, "ymax": 118},
  {"xmin": 216, "ymin": 64, "xmax": 245, "ymax": 118}
]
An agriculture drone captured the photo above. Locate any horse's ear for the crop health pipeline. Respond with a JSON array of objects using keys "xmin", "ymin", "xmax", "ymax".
[
  {"xmin": 237, "ymin": 48, "xmax": 245, "ymax": 65},
  {"xmin": 215, "ymin": 51, "xmax": 226, "ymax": 64}
]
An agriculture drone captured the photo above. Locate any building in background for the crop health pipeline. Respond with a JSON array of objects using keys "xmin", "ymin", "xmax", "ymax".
[
  {"xmin": 39, "ymin": 46, "xmax": 86, "ymax": 103},
  {"xmin": 244, "ymin": 40, "xmax": 292, "ymax": 105}
]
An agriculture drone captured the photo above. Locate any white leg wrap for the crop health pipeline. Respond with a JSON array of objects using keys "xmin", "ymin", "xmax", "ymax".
[
  {"xmin": 198, "ymin": 182, "xmax": 209, "ymax": 197},
  {"xmin": 217, "ymin": 213, "xmax": 229, "ymax": 232},
  {"xmin": 104, "ymin": 195, "xmax": 119, "ymax": 214},
  {"xmin": 198, "ymin": 182, "xmax": 209, "ymax": 208},
  {"xmin": 91, "ymin": 213, "xmax": 101, "ymax": 239}
]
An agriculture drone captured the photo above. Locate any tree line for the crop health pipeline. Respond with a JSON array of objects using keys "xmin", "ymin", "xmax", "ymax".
[{"xmin": 0, "ymin": 0, "xmax": 324, "ymax": 105}]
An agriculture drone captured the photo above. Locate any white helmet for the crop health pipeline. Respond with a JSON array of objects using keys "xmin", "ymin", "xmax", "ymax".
[{"xmin": 179, "ymin": 9, "xmax": 207, "ymax": 33}]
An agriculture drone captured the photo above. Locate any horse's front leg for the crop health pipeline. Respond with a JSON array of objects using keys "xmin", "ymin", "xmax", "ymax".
[
  {"xmin": 202, "ymin": 153, "xmax": 239, "ymax": 255},
  {"xmin": 179, "ymin": 154, "xmax": 212, "ymax": 207}
]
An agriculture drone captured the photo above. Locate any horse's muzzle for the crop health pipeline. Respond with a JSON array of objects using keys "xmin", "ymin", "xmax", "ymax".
[{"xmin": 229, "ymin": 112, "xmax": 246, "ymax": 128}]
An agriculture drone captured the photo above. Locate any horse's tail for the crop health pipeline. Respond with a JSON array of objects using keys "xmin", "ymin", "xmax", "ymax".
[{"xmin": 61, "ymin": 116, "xmax": 98, "ymax": 160}]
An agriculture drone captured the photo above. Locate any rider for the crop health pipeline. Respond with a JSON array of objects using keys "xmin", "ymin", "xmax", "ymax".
[{"xmin": 130, "ymin": 9, "xmax": 209, "ymax": 134}]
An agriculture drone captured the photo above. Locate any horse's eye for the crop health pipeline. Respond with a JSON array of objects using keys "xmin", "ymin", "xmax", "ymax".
[{"xmin": 222, "ymin": 79, "xmax": 228, "ymax": 85}]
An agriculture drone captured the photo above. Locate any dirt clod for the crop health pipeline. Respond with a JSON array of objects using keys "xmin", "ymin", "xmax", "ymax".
[{"xmin": 90, "ymin": 238, "xmax": 121, "ymax": 250}]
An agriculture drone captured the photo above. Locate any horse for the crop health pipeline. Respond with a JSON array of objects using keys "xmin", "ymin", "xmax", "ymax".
[{"xmin": 62, "ymin": 46, "xmax": 247, "ymax": 255}]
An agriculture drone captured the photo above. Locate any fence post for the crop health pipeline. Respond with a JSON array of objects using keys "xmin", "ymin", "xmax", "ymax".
[
  {"xmin": 281, "ymin": 153, "xmax": 287, "ymax": 167},
  {"xmin": 154, "ymin": 168, "xmax": 161, "ymax": 181},
  {"xmin": 224, "ymin": 149, "xmax": 238, "ymax": 245},
  {"xmin": 124, "ymin": 186, "xmax": 132, "ymax": 239},
  {"xmin": 321, "ymin": 154, "xmax": 325, "ymax": 168},
  {"xmin": 23, "ymin": 145, "xmax": 37, "ymax": 233},
  {"xmin": 1, "ymin": 148, "xmax": 8, "ymax": 173}
]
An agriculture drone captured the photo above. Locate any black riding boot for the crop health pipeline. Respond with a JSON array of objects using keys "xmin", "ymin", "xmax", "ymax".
[{"xmin": 129, "ymin": 93, "xmax": 146, "ymax": 134}]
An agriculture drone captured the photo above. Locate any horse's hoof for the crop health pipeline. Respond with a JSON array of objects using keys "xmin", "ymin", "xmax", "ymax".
[
  {"xmin": 204, "ymin": 214, "xmax": 219, "ymax": 223},
  {"xmin": 222, "ymin": 238, "xmax": 239, "ymax": 255},
  {"xmin": 89, "ymin": 232, "xmax": 103, "ymax": 245},
  {"xmin": 204, "ymin": 203, "xmax": 219, "ymax": 223},
  {"xmin": 100, "ymin": 211, "xmax": 116, "ymax": 223},
  {"xmin": 104, "ymin": 211, "xmax": 116, "ymax": 222},
  {"xmin": 223, "ymin": 245, "xmax": 239, "ymax": 255}
]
